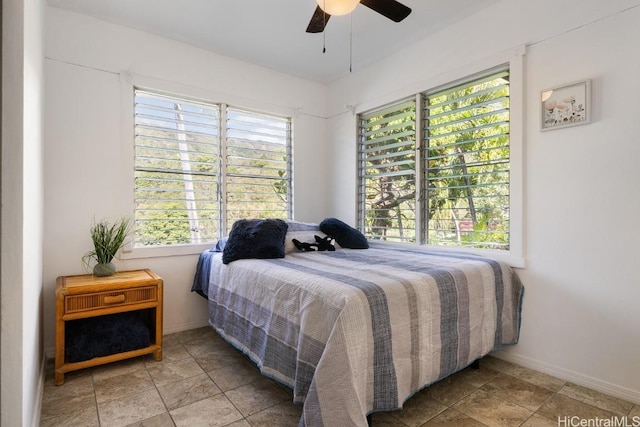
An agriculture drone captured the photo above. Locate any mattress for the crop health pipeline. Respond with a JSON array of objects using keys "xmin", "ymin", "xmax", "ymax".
[{"xmin": 201, "ymin": 244, "xmax": 524, "ymax": 426}]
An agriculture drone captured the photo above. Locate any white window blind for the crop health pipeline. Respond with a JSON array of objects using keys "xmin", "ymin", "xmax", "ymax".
[
  {"xmin": 225, "ymin": 108, "xmax": 292, "ymax": 228},
  {"xmin": 424, "ymin": 70, "xmax": 510, "ymax": 249},
  {"xmin": 357, "ymin": 68, "xmax": 511, "ymax": 251},
  {"xmin": 134, "ymin": 89, "xmax": 292, "ymax": 247},
  {"xmin": 358, "ymin": 99, "xmax": 417, "ymax": 242}
]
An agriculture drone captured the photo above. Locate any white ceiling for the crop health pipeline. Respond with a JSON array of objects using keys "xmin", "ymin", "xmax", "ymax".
[{"xmin": 47, "ymin": 0, "xmax": 502, "ymax": 84}]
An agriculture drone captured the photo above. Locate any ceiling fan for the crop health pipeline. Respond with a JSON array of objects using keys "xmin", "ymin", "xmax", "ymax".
[{"xmin": 306, "ymin": 0, "xmax": 412, "ymax": 33}]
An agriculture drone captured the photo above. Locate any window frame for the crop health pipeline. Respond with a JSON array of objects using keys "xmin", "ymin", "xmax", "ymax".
[
  {"xmin": 356, "ymin": 48, "xmax": 525, "ymax": 267},
  {"xmin": 119, "ymin": 73, "xmax": 294, "ymax": 259}
]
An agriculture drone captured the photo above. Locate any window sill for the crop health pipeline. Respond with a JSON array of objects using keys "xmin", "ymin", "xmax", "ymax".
[{"xmin": 119, "ymin": 243, "xmax": 215, "ymax": 259}]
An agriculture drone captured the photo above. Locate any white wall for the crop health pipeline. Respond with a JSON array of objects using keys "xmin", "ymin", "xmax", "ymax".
[
  {"xmin": 1, "ymin": 0, "xmax": 46, "ymax": 425},
  {"xmin": 327, "ymin": 0, "xmax": 640, "ymax": 403},
  {"xmin": 43, "ymin": 8, "xmax": 329, "ymax": 352}
]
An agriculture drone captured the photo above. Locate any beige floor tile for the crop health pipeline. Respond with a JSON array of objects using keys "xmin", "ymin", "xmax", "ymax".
[
  {"xmin": 174, "ymin": 326, "xmax": 215, "ymax": 345},
  {"xmin": 519, "ymin": 413, "xmax": 560, "ymax": 427},
  {"xmin": 40, "ymin": 406, "xmax": 100, "ymax": 427},
  {"xmin": 451, "ymin": 365, "xmax": 501, "ymax": 388},
  {"xmin": 154, "ymin": 343, "xmax": 192, "ymax": 363},
  {"xmin": 370, "ymin": 412, "xmax": 412, "ymax": 426},
  {"xmin": 92, "ymin": 358, "xmax": 147, "ymax": 382},
  {"xmin": 535, "ymin": 393, "xmax": 617, "ymax": 422},
  {"xmin": 207, "ymin": 358, "xmax": 262, "ymax": 391},
  {"xmin": 420, "ymin": 408, "xmax": 488, "ymax": 426},
  {"xmin": 125, "ymin": 412, "xmax": 176, "ymax": 427},
  {"xmin": 224, "ymin": 377, "xmax": 291, "ymax": 417},
  {"xmin": 558, "ymin": 383, "xmax": 635, "ymax": 416},
  {"xmin": 453, "ymin": 389, "xmax": 532, "ymax": 427},
  {"xmin": 43, "ymin": 368, "xmax": 93, "ymax": 392},
  {"xmin": 181, "ymin": 335, "xmax": 224, "ymax": 357},
  {"xmin": 423, "ymin": 373, "xmax": 479, "ymax": 406},
  {"xmin": 193, "ymin": 345, "xmax": 248, "ymax": 372},
  {"xmin": 483, "ymin": 357, "xmax": 567, "ymax": 392},
  {"xmin": 178, "ymin": 326, "xmax": 212, "ymax": 338},
  {"xmin": 223, "ymin": 420, "xmax": 252, "ymax": 427},
  {"xmin": 501, "ymin": 365, "xmax": 566, "ymax": 392},
  {"xmin": 41, "ymin": 373, "xmax": 96, "ymax": 420},
  {"xmin": 43, "ymin": 371, "xmax": 89, "ymax": 392},
  {"xmin": 169, "ymin": 394, "xmax": 243, "ymax": 427},
  {"xmin": 98, "ymin": 389, "xmax": 167, "ymax": 427},
  {"xmin": 274, "ymin": 380, "xmax": 295, "ymax": 398},
  {"xmin": 200, "ymin": 335, "xmax": 238, "ymax": 353},
  {"xmin": 147, "ymin": 357, "xmax": 205, "ymax": 387},
  {"xmin": 480, "ymin": 356, "xmax": 518, "ymax": 373},
  {"xmin": 156, "ymin": 373, "xmax": 222, "ymax": 410},
  {"xmin": 94, "ymin": 368, "xmax": 155, "ymax": 403},
  {"xmin": 162, "ymin": 334, "xmax": 180, "ymax": 348},
  {"xmin": 245, "ymin": 401, "xmax": 303, "ymax": 427},
  {"xmin": 40, "ymin": 328, "xmax": 637, "ymax": 427},
  {"xmin": 481, "ymin": 374, "xmax": 554, "ymax": 411},
  {"xmin": 391, "ymin": 390, "xmax": 447, "ymax": 427}
]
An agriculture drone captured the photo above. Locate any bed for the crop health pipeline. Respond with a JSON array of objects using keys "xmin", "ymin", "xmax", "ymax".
[{"xmin": 192, "ymin": 219, "xmax": 524, "ymax": 427}]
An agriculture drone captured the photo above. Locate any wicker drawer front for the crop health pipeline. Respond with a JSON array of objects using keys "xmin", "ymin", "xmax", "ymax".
[{"xmin": 65, "ymin": 287, "xmax": 157, "ymax": 313}]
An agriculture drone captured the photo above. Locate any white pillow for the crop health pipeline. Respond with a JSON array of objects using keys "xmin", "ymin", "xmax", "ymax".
[{"xmin": 285, "ymin": 220, "xmax": 320, "ymax": 232}]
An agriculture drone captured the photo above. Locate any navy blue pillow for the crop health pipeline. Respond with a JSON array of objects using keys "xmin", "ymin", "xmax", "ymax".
[
  {"xmin": 222, "ymin": 219, "xmax": 289, "ymax": 264},
  {"xmin": 319, "ymin": 218, "xmax": 369, "ymax": 249}
]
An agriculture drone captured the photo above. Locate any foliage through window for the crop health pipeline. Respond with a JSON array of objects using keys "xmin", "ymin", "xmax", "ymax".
[
  {"xmin": 134, "ymin": 90, "xmax": 291, "ymax": 247},
  {"xmin": 358, "ymin": 69, "xmax": 510, "ymax": 250},
  {"xmin": 358, "ymin": 99, "xmax": 417, "ymax": 242}
]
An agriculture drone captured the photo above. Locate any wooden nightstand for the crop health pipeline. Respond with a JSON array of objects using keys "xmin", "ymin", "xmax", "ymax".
[{"xmin": 55, "ymin": 269, "xmax": 163, "ymax": 385}]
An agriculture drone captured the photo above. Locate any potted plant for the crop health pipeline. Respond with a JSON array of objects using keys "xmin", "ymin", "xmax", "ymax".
[{"xmin": 83, "ymin": 218, "xmax": 132, "ymax": 277}]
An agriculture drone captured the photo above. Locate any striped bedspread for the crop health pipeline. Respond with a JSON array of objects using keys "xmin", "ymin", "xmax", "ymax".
[{"xmin": 207, "ymin": 245, "xmax": 523, "ymax": 427}]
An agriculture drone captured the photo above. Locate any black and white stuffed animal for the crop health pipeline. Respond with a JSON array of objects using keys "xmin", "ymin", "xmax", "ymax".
[{"xmin": 292, "ymin": 235, "xmax": 336, "ymax": 252}]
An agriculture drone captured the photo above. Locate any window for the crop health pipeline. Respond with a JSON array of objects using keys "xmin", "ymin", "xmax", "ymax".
[
  {"xmin": 134, "ymin": 89, "xmax": 292, "ymax": 248},
  {"xmin": 424, "ymin": 71, "xmax": 510, "ymax": 250},
  {"xmin": 358, "ymin": 99, "xmax": 417, "ymax": 242},
  {"xmin": 358, "ymin": 68, "xmax": 512, "ymax": 251},
  {"xmin": 224, "ymin": 108, "xmax": 292, "ymax": 224}
]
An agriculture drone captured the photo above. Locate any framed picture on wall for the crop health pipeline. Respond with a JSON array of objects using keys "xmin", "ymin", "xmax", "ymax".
[{"xmin": 540, "ymin": 80, "xmax": 591, "ymax": 131}]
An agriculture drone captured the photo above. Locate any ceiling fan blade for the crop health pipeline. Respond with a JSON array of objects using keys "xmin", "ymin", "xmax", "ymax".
[
  {"xmin": 306, "ymin": 5, "xmax": 331, "ymax": 33},
  {"xmin": 359, "ymin": 0, "xmax": 412, "ymax": 22}
]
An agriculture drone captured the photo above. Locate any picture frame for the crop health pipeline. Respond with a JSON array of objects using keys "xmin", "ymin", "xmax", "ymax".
[{"xmin": 540, "ymin": 79, "xmax": 591, "ymax": 131}]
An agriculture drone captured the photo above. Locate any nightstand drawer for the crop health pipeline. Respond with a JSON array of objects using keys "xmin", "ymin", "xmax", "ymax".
[{"xmin": 65, "ymin": 286, "xmax": 157, "ymax": 313}]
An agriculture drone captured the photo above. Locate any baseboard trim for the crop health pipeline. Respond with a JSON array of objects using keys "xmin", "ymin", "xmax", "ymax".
[
  {"xmin": 45, "ymin": 347, "xmax": 55, "ymax": 360},
  {"xmin": 492, "ymin": 350, "xmax": 640, "ymax": 405},
  {"xmin": 33, "ymin": 354, "xmax": 46, "ymax": 427}
]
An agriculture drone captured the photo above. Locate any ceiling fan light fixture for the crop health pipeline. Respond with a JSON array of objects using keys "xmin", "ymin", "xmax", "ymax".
[{"xmin": 316, "ymin": 0, "xmax": 360, "ymax": 16}]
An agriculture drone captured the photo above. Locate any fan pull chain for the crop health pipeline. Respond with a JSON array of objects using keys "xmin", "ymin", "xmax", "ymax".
[{"xmin": 323, "ymin": 0, "xmax": 327, "ymax": 53}]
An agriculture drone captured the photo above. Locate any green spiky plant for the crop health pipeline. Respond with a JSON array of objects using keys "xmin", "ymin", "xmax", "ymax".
[{"xmin": 82, "ymin": 218, "xmax": 132, "ymax": 276}]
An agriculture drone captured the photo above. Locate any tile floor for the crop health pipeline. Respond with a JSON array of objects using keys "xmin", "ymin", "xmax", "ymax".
[{"xmin": 41, "ymin": 326, "xmax": 639, "ymax": 427}]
